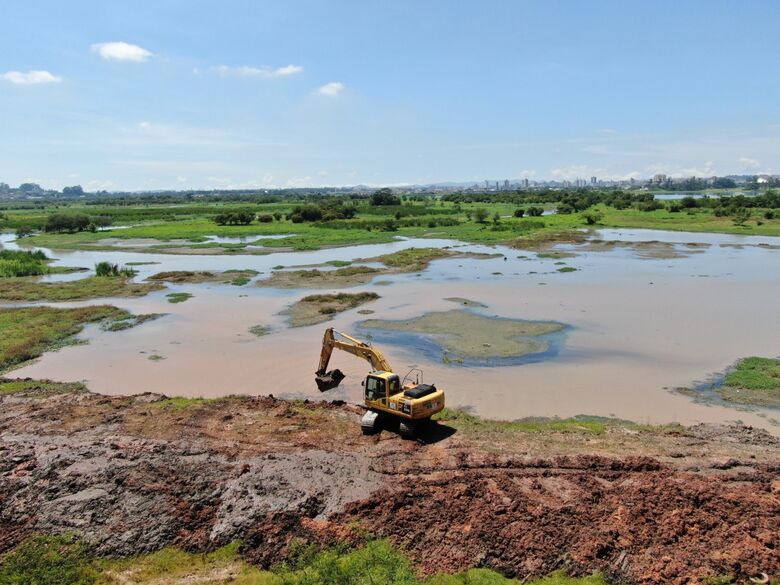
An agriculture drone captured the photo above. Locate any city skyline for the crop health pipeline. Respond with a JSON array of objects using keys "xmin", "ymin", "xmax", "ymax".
[{"xmin": 2, "ymin": 1, "xmax": 780, "ymax": 191}]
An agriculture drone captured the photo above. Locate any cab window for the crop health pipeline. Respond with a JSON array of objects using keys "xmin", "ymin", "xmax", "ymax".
[
  {"xmin": 365, "ymin": 376, "xmax": 385, "ymax": 401},
  {"xmin": 387, "ymin": 375, "xmax": 400, "ymax": 396}
]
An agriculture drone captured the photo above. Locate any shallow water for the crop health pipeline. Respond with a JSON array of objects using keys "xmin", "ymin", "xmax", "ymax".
[{"xmin": 2, "ymin": 229, "xmax": 779, "ymax": 432}]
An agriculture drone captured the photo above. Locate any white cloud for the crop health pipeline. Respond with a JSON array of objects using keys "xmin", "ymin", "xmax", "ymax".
[
  {"xmin": 316, "ymin": 81, "xmax": 344, "ymax": 96},
  {"xmin": 739, "ymin": 157, "xmax": 760, "ymax": 169},
  {"xmin": 597, "ymin": 128, "xmax": 618, "ymax": 135},
  {"xmin": 1, "ymin": 70, "xmax": 62, "ymax": 85},
  {"xmin": 91, "ymin": 42, "xmax": 153, "ymax": 63},
  {"xmin": 213, "ymin": 64, "xmax": 303, "ymax": 78}
]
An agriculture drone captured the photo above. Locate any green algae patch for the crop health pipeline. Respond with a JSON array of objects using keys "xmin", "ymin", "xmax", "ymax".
[
  {"xmin": 166, "ymin": 292, "xmax": 193, "ymax": 304},
  {"xmin": 719, "ymin": 357, "xmax": 780, "ymax": 408},
  {"xmin": 359, "ymin": 309, "xmax": 565, "ymax": 362},
  {"xmin": 283, "ymin": 292, "xmax": 380, "ymax": 328},
  {"xmin": 249, "ymin": 324, "xmax": 271, "ymax": 337}
]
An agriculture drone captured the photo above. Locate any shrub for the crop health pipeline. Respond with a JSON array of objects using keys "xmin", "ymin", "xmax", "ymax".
[
  {"xmin": 764, "ymin": 210, "xmax": 776, "ymax": 220},
  {"xmin": 94, "ymin": 262, "xmax": 136, "ymax": 277},
  {"xmin": 581, "ymin": 209, "xmax": 604, "ymax": 225},
  {"xmin": 473, "ymin": 208, "xmax": 489, "ymax": 223},
  {"xmin": 0, "ymin": 249, "xmax": 49, "ymax": 277},
  {"xmin": 513, "ymin": 208, "xmax": 525, "ymax": 218},
  {"xmin": 214, "ymin": 211, "xmax": 255, "ymax": 225},
  {"xmin": 258, "ymin": 214, "xmax": 274, "ymax": 223},
  {"xmin": 526, "ymin": 206, "xmax": 544, "ymax": 217}
]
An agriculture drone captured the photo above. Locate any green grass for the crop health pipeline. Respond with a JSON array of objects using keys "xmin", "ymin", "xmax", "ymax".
[
  {"xmin": 11, "ymin": 537, "xmax": 608, "ymax": 585},
  {"xmin": 434, "ymin": 408, "xmax": 608, "ymax": 435},
  {"xmin": 165, "ymin": 292, "xmax": 192, "ymax": 303},
  {"xmin": 0, "ymin": 378, "xmax": 87, "ymax": 396},
  {"xmin": 718, "ymin": 356, "xmax": 780, "ymax": 407},
  {"xmin": 10, "ymin": 199, "xmax": 780, "ymax": 257},
  {"xmin": 0, "ymin": 276, "xmax": 163, "ymax": 302},
  {"xmin": 0, "ymin": 249, "xmax": 50, "ymax": 277},
  {"xmin": 0, "ymin": 305, "xmax": 129, "ymax": 372}
]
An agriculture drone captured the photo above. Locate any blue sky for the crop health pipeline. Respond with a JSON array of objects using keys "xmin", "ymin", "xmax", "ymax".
[{"xmin": 1, "ymin": 0, "xmax": 779, "ymax": 191}]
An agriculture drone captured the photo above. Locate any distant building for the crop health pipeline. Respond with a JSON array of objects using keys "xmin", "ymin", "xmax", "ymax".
[
  {"xmin": 522, "ymin": 178, "xmax": 529, "ymax": 188},
  {"xmin": 591, "ymin": 176, "xmax": 597, "ymax": 186},
  {"xmin": 503, "ymin": 179, "xmax": 510, "ymax": 190},
  {"xmin": 653, "ymin": 174, "xmax": 667, "ymax": 184}
]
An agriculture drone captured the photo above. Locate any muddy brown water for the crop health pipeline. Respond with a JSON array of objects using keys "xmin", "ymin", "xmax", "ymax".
[{"xmin": 2, "ymin": 229, "xmax": 780, "ymax": 433}]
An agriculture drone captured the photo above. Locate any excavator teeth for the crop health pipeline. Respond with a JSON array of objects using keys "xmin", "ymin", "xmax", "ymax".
[{"xmin": 315, "ymin": 369, "xmax": 345, "ymax": 392}]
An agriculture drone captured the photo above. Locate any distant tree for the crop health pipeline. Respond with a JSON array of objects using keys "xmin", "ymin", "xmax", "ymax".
[
  {"xmin": 273, "ymin": 212, "xmax": 283, "ymax": 221},
  {"xmin": 214, "ymin": 211, "xmax": 255, "ymax": 225},
  {"xmin": 492, "ymin": 212, "xmax": 501, "ymax": 225},
  {"xmin": 581, "ymin": 209, "xmax": 604, "ymax": 225},
  {"xmin": 257, "ymin": 214, "xmax": 274, "ymax": 223},
  {"xmin": 44, "ymin": 213, "xmax": 90, "ymax": 233},
  {"xmin": 473, "ymin": 208, "xmax": 489, "ymax": 223},
  {"xmin": 526, "ymin": 206, "xmax": 544, "ymax": 217},
  {"xmin": 62, "ymin": 185, "xmax": 84, "ymax": 196},
  {"xmin": 513, "ymin": 208, "xmax": 525, "ymax": 218},
  {"xmin": 370, "ymin": 188, "xmax": 401, "ymax": 206}
]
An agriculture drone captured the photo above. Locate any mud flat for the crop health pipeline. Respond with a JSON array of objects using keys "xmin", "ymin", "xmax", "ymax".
[
  {"xmin": 147, "ymin": 269, "xmax": 259, "ymax": 285},
  {"xmin": 0, "ymin": 384, "xmax": 777, "ymax": 584},
  {"xmin": 257, "ymin": 247, "xmax": 498, "ymax": 289},
  {"xmin": 282, "ymin": 292, "xmax": 380, "ymax": 327},
  {"xmin": 359, "ymin": 309, "xmax": 565, "ymax": 364},
  {"xmin": 0, "ymin": 276, "xmax": 164, "ymax": 302}
]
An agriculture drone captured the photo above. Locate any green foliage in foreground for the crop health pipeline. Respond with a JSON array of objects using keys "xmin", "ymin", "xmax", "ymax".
[
  {"xmin": 0, "ymin": 305, "xmax": 128, "ymax": 372},
  {"xmin": 0, "ymin": 536, "xmax": 609, "ymax": 585},
  {"xmin": 0, "ymin": 534, "xmax": 98, "ymax": 585}
]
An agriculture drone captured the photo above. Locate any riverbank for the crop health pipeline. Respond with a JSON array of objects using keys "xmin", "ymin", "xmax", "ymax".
[{"xmin": 0, "ymin": 382, "xmax": 777, "ymax": 584}]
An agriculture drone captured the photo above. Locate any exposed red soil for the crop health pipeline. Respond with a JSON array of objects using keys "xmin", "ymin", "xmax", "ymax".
[{"xmin": 1, "ymin": 381, "xmax": 778, "ymax": 584}]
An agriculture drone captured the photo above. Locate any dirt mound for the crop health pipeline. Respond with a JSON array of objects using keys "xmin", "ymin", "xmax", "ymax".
[
  {"xmin": 1, "ymin": 386, "xmax": 778, "ymax": 584},
  {"xmin": 338, "ymin": 457, "xmax": 778, "ymax": 584}
]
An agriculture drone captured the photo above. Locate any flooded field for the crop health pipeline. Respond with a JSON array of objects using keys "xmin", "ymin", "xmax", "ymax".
[{"xmin": 2, "ymin": 228, "xmax": 779, "ymax": 431}]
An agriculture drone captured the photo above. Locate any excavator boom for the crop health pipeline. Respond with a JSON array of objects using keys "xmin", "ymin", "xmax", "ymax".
[{"xmin": 315, "ymin": 327, "xmax": 392, "ymax": 391}]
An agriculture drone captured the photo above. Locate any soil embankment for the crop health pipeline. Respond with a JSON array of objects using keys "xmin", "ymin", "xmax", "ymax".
[{"xmin": 0, "ymin": 382, "xmax": 778, "ymax": 584}]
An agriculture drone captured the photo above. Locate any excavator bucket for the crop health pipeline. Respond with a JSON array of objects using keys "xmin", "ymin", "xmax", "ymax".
[{"xmin": 315, "ymin": 368, "xmax": 345, "ymax": 392}]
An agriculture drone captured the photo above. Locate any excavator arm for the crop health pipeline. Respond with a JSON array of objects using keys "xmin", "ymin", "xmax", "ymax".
[{"xmin": 315, "ymin": 327, "xmax": 393, "ymax": 391}]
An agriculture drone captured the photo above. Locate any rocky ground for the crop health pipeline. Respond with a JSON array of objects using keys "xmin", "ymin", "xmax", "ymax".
[{"xmin": 1, "ymin": 380, "xmax": 778, "ymax": 584}]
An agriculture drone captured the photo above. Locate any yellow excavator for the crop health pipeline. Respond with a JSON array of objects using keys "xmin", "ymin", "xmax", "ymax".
[{"xmin": 315, "ymin": 327, "xmax": 445, "ymax": 437}]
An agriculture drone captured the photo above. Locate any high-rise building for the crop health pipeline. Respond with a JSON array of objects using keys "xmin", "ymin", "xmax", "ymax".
[
  {"xmin": 522, "ymin": 178, "xmax": 529, "ymax": 188},
  {"xmin": 591, "ymin": 176, "xmax": 597, "ymax": 186},
  {"xmin": 503, "ymin": 179, "xmax": 510, "ymax": 190}
]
